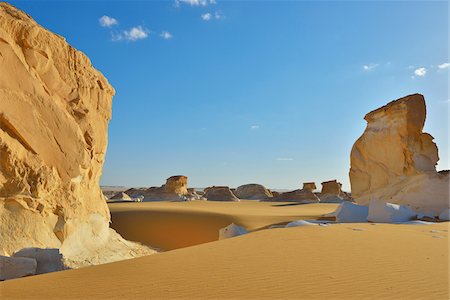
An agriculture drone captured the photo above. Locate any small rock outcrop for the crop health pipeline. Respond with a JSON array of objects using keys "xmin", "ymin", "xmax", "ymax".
[
  {"xmin": 0, "ymin": 3, "xmax": 154, "ymax": 268},
  {"xmin": 109, "ymin": 192, "xmax": 133, "ymax": 201},
  {"xmin": 218, "ymin": 223, "xmax": 247, "ymax": 240},
  {"xmin": 271, "ymin": 189, "xmax": 319, "ymax": 203},
  {"xmin": 235, "ymin": 184, "xmax": 273, "ymax": 200},
  {"xmin": 204, "ymin": 186, "xmax": 240, "ymax": 202},
  {"xmin": 350, "ymin": 94, "xmax": 449, "ymax": 215},
  {"xmin": 0, "ymin": 255, "xmax": 37, "ymax": 280},
  {"xmin": 318, "ymin": 180, "xmax": 352, "ymax": 203},
  {"xmin": 12, "ymin": 248, "xmax": 65, "ymax": 275},
  {"xmin": 302, "ymin": 182, "xmax": 317, "ymax": 191}
]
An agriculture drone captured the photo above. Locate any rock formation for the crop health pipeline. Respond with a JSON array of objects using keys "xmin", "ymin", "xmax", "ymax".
[
  {"xmin": 141, "ymin": 175, "xmax": 199, "ymax": 201},
  {"xmin": 318, "ymin": 180, "xmax": 352, "ymax": 203},
  {"xmin": 109, "ymin": 192, "xmax": 133, "ymax": 201},
  {"xmin": 12, "ymin": 248, "xmax": 65, "ymax": 275},
  {"xmin": 321, "ymin": 180, "xmax": 342, "ymax": 195},
  {"xmin": 350, "ymin": 94, "xmax": 449, "ymax": 215},
  {"xmin": 235, "ymin": 184, "xmax": 273, "ymax": 200},
  {"xmin": 0, "ymin": 3, "xmax": 154, "ymax": 268},
  {"xmin": 204, "ymin": 186, "xmax": 240, "ymax": 201},
  {"xmin": 0, "ymin": 255, "xmax": 37, "ymax": 280},
  {"xmin": 271, "ymin": 189, "xmax": 319, "ymax": 203},
  {"xmin": 302, "ymin": 182, "xmax": 317, "ymax": 191}
]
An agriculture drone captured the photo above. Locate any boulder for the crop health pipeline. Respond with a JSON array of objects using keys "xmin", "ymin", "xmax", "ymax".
[
  {"xmin": 271, "ymin": 189, "xmax": 319, "ymax": 203},
  {"xmin": 332, "ymin": 201, "xmax": 369, "ymax": 223},
  {"xmin": 204, "ymin": 186, "xmax": 240, "ymax": 202},
  {"xmin": 0, "ymin": 255, "xmax": 37, "ymax": 280},
  {"xmin": 165, "ymin": 175, "xmax": 188, "ymax": 194},
  {"xmin": 350, "ymin": 94, "xmax": 449, "ymax": 215},
  {"xmin": 218, "ymin": 223, "xmax": 247, "ymax": 240},
  {"xmin": 318, "ymin": 180, "xmax": 353, "ymax": 203},
  {"xmin": 321, "ymin": 180, "xmax": 342, "ymax": 195},
  {"xmin": 302, "ymin": 182, "xmax": 317, "ymax": 191},
  {"xmin": 0, "ymin": 3, "xmax": 154, "ymax": 267},
  {"xmin": 235, "ymin": 184, "xmax": 273, "ymax": 200},
  {"xmin": 367, "ymin": 200, "xmax": 416, "ymax": 223},
  {"xmin": 12, "ymin": 248, "xmax": 65, "ymax": 274}
]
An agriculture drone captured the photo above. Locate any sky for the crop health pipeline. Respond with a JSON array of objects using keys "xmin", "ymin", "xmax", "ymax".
[{"xmin": 10, "ymin": 0, "xmax": 449, "ymax": 190}]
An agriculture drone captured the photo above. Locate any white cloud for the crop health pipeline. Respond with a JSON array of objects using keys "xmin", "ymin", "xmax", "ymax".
[
  {"xmin": 99, "ymin": 15, "xmax": 118, "ymax": 27},
  {"xmin": 175, "ymin": 0, "xmax": 215, "ymax": 7},
  {"xmin": 250, "ymin": 125, "xmax": 260, "ymax": 130},
  {"xmin": 201, "ymin": 11, "xmax": 224, "ymax": 21},
  {"xmin": 201, "ymin": 13, "xmax": 212, "ymax": 21},
  {"xmin": 438, "ymin": 62, "xmax": 450, "ymax": 69},
  {"xmin": 363, "ymin": 63, "xmax": 378, "ymax": 71},
  {"xmin": 276, "ymin": 158, "xmax": 294, "ymax": 161},
  {"xmin": 414, "ymin": 67, "xmax": 427, "ymax": 77},
  {"xmin": 160, "ymin": 31, "xmax": 173, "ymax": 40},
  {"xmin": 112, "ymin": 26, "xmax": 149, "ymax": 42}
]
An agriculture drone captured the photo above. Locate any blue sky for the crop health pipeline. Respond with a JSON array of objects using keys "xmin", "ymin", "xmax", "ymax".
[{"xmin": 11, "ymin": 1, "xmax": 449, "ymax": 190}]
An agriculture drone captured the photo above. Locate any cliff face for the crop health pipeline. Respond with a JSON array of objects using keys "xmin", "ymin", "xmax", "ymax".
[
  {"xmin": 350, "ymin": 94, "xmax": 448, "ymax": 215},
  {"xmin": 0, "ymin": 3, "xmax": 154, "ymax": 265}
]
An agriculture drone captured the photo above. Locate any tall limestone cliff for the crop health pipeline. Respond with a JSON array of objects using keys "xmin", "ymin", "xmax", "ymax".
[
  {"xmin": 350, "ymin": 94, "xmax": 449, "ymax": 215},
  {"xmin": 0, "ymin": 3, "xmax": 154, "ymax": 266}
]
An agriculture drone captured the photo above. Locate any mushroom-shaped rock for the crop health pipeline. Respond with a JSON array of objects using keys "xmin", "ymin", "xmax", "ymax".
[
  {"xmin": 350, "ymin": 94, "xmax": 449, "ymax": 215},
  {"xmin": 321, "ymin": 180, "xmax": 342, "ymax": 195},
  {"xmin": 271, "ymin": 189, "xmax": 319, "ymax": 203},
  {"xmin": 302, "ymin": 182, "xmax": 317, "ymax": 191},
  {"xmin": 204, "ymin": 186, "xmax": 240, "ymax": 202},
  {"xmin": 235, "ymin": 184, "xmax": 273, "ymax": 200},
  {"xmin": 0, "ymin": 3, "xmax": 155, "ymax": 267}
]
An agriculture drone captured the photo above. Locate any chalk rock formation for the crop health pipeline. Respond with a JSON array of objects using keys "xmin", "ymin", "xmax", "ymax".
[
  {"xmin": 142, "ymin": 175, "xmax": 192, "ymax": 201},
  {"xmin": 109, "ymin": 192, "xmax": 132, "ymax": 201},
  {"xmin": 367, "ymin": 200, "xmax": 416, "ymax": 223},
  {"xmin": 332, "ymin": 202, "xmax": 369, "ymax": 223},
  {"xmin": 0, "ymin": 3, "xmax": 154, "ymax": 267},
  {"xmin": 0, "ymin": 255, "xmax": 37, "ymax": 280},
  {"xmin": 218, "ymin": 223, "xmax": 247, "ymax": 240},
  {"xmin": 350, "ymin": 94, "xmax": 449, "ymax": 215},
  {"xmin": 271, "ymin": 189, "xmax": 319, "ymax": 203},
  {"xmin": 302, "ymin": 182, "xmax": 317, "ymax": 191},
  {"xmin": 235, "ymin": 184, "xmax": 273, "ymax": 200},
  {"xmin": 318, "ymin": 180, "xmax": 352, "ymax": 203},
  {"xmin": 12, "ymin": 248, "xmax": 64, "ymax": 275},
  {"xmin": 204, "ymin": 186, "xmax": 240, "ymax": 202}
]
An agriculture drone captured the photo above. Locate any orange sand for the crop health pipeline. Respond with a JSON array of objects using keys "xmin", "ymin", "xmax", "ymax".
[{"xmin": 1, "ymin": 202, "xmax": 448, "ymax": 299}]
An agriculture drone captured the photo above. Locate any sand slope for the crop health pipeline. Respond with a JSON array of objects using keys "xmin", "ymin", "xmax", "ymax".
[
  {"xmin": 108, "ymin": 201, "xmax": 338, "ymax": 250},
  {"xmin": 1, "ymin": 202, "xmax": 448, "ymax": 299}
]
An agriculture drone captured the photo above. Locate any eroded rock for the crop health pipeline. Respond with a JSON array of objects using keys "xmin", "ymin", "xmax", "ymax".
[
  {"xmin": 0, "ymin": 255, "xmax": 37, "ymax": 280},
  {"xmin": 12, "ymin": 248, "xmax": 65, "ymax": 274},
  {"xmin": 271, "ymin": 189, "xmax": 319, "ymax": 203},
  {"xmin": 235, "ymin": 184, "xmax": 273, "ymax": 200},
  {"xmin": 350, "ymin": 94, "xmax": 449, "ymax": 215},
  {"xmin": 204, "ymin": 186, "xmax": 240, "ymax": 202}
]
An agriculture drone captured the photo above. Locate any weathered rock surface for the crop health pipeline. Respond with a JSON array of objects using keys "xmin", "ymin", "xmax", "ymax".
[
  {"xmin": 12, "ymin": 248, "xmax": 65, "ymax": 274},
  {"xmin": 109, "ymin": 192, "xmax": 132, "ymax": 201},
  {"xmin": 318, "ymin": 180, "xmax": 352, "ymax": 203},
  {"xmin": 271, "ymin": 189, "xmax": 319, "ymax": 203},
  {"xmin": 218, "ymin": 223, "xmax": 247, "ymax": 240},
  {"xmin": 321, "ymin": 180, "xmax": 342, "ymax": 195},
  {"xmin": 350, "ymin": 94, "xmax": 449, "ymax": 215},
  {"xmin": 141, "ymin": 175, "xmax": 194, "ymax": 201},
  {"xmin": 0, "ymin": 3, "xmax": 154, "ymax": 268},
  {"xmin": 204, "ymin": 186, "xmax": 240, "ymax": 202},
  {"xmin": 235, "ymin": 184, "xmax": 273, "ymax": 200},
  {"xmin": 0, "ymin": 255, "xmax": 37, "ymax": 280},
  {"xmin": 302, "ymin": 182, "xmax": 317, "ymax": 191}
]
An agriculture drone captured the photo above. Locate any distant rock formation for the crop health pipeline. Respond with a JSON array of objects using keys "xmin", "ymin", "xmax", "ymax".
[
  {"xmin": 0, "ymin": 3, "xmax": 154, "ymax": 269},
  {"xmin": 318, "ymin": 180, "xmax": 352, "ymax": 203},
  {"xmin": 302, "ymin": 182, "xmax": 317, "ymax": 191},
  {"xmin": 235, "ymin": 184, "xmax": 273, "ymax": 200},
  {"xmin": 109, "ymin": 192, "xmax": 133, "ymax": 201},
  {"xmin": 271, "ymin": 189, "xmax": 319, "ymax": 203},
  {"xmin": 350, "ymin": 94, "xmax": 449, "ymax": 215},
  {"xmin": 204, "ymin": 186, "xmax": 240, "ymax": 202},
  {"xmin": 141, "ymin": 175, "xmax": 202, "ymax": 201}
]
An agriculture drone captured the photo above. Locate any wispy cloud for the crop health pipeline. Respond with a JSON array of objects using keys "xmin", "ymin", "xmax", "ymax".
[
  {"xmin": 250, "ymin": 125, "xmax": 260, "ymax": 130},
  {"xmin": 438, "ymin": 62, "xmax": 450, "ymax": 69},
  {"xmin": 160, "ymin": 31, "xmax": 173, "ymax": 40},
  {"xmin": 99, "ymin": 15, "xmax": 118, "ymax": 27},
  {"xmin": 414, "ymin": 67, "xmax": 427, "ymax": 77},
  {"xmin": 201, "ymin": 12, "xmax": 212, "ymax": 21},
  {"xmin": 363, "ymin": 63, "xmax": 378, "ymax": 71},
  {"xmin": 175, "ymin": 0, "xmax": 215, "ymax": 7},
  {"xmin": 276, "ymin": 158, "xmax": 294, "ymax": 161},
  {"xmin": 112, "ymin": 26, "xmax": 149, "ymax": 42}
]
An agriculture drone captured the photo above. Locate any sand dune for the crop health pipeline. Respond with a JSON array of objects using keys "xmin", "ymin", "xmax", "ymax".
[
  {"xmin": 108, "ymin": 201, "xmax": 338, "ymax": 250},
  {"xmin": 1, "ymin": 202, "xmax": 448, "ymax": 300}
]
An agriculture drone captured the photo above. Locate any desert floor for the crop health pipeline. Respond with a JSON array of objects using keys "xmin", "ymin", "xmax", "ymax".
[{"xmin": 1, "ymin": 201, "xmax": 449, "ymax": 299}]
